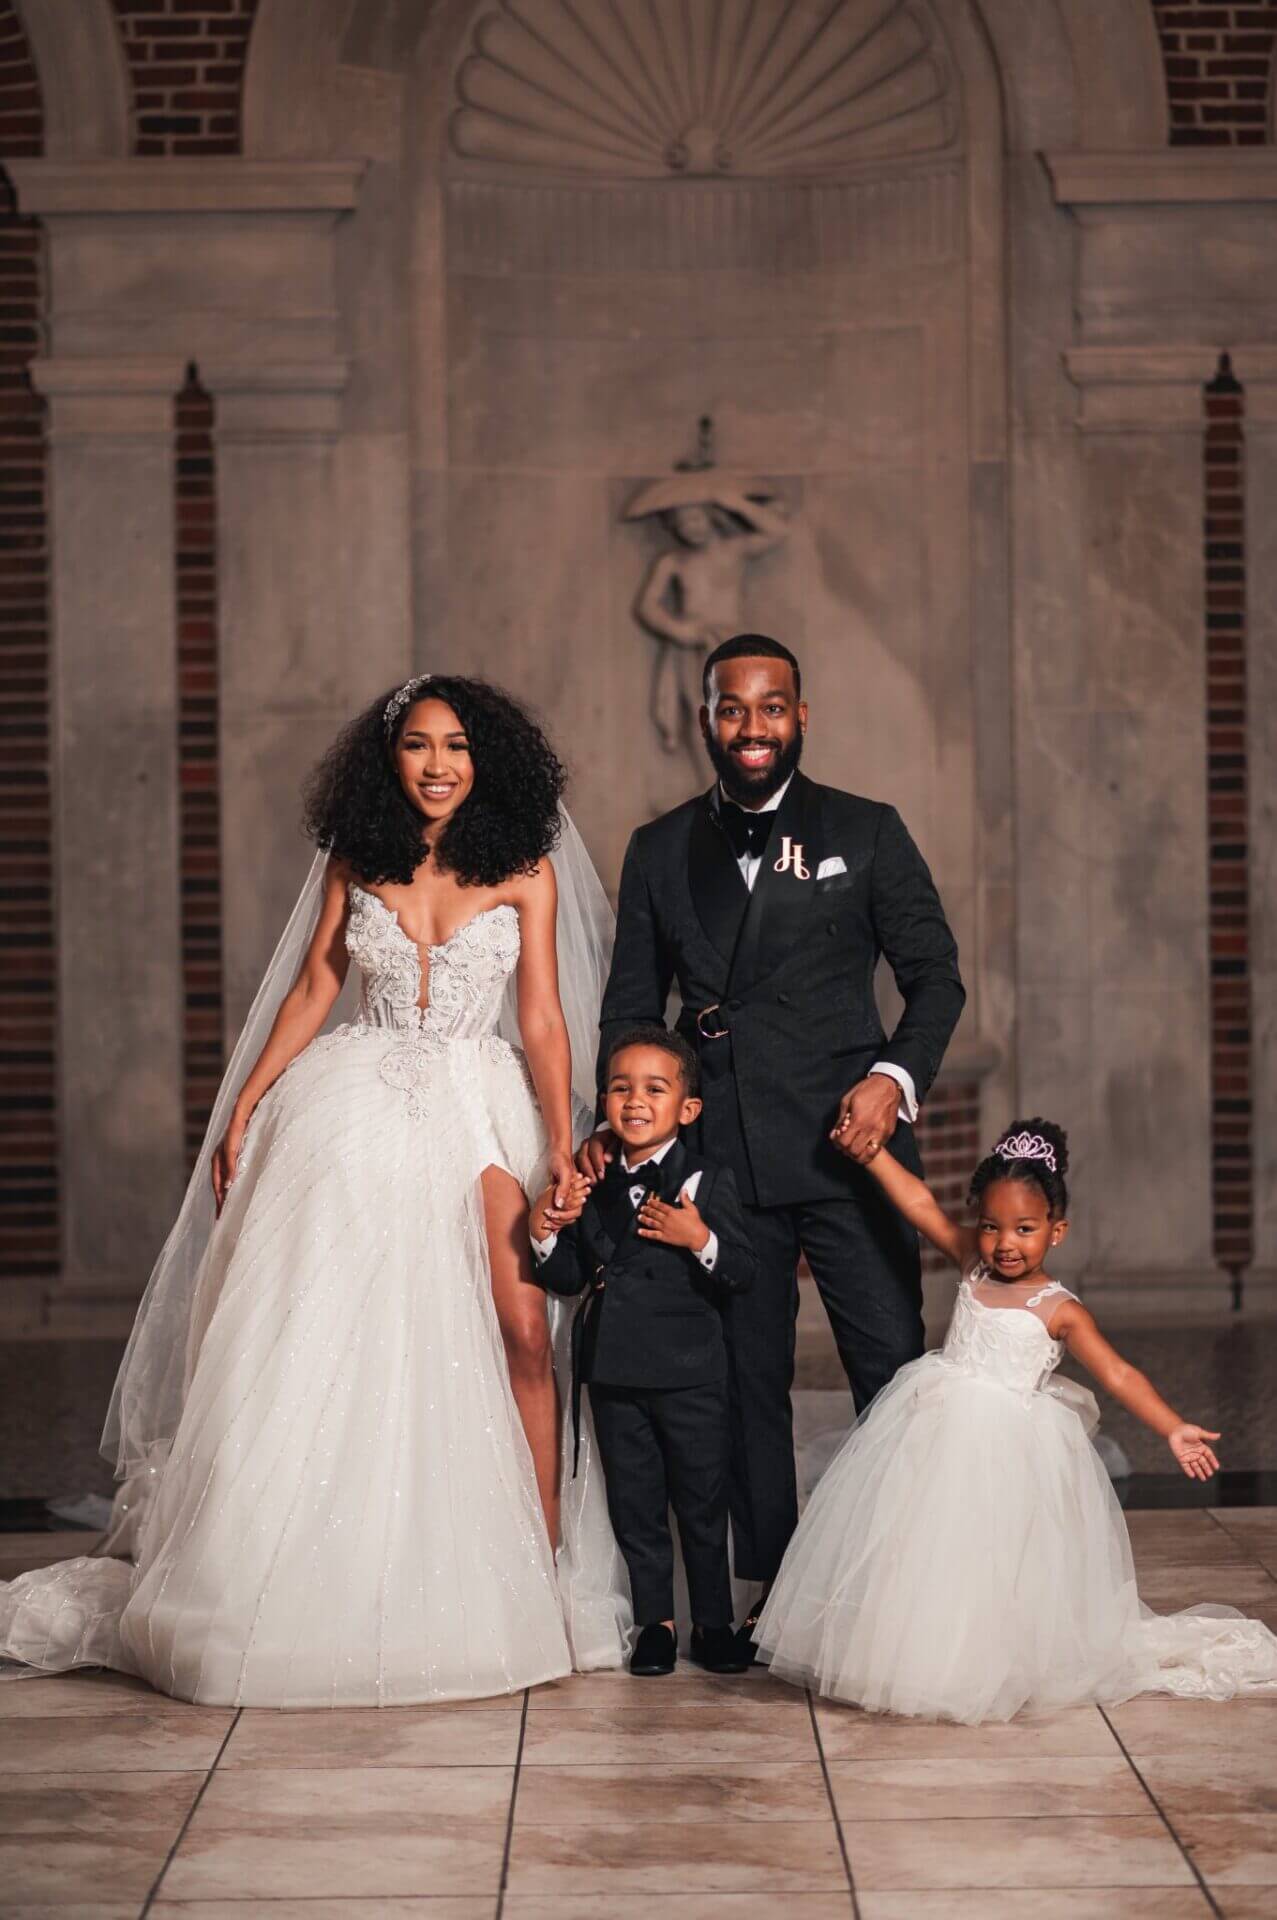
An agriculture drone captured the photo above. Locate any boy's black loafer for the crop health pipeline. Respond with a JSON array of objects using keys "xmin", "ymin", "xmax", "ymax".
[
  {"xmin": 630, "ymin": 1622, "xmax": 677, "ymax": 1676},
  {"xmin": 690, "ymin": 1625, "xmax": 752, "ymax": 1675}
]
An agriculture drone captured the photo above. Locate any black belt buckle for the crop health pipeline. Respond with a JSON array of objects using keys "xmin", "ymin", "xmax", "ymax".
[{"xmin": 697, "ymin": 1002, "xmax": 730, "ymax": 1040}]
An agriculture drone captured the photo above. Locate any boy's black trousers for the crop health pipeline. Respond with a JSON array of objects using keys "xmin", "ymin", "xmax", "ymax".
[{"xmin": 589, "ymin": 1377, "xmax": 733, "ymax": 1629}]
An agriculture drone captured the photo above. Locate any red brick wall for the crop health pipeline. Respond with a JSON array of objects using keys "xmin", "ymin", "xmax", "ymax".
[
  {"xmin": 176, "ymin": 372, "xmax": 224, "ymax": 1168},
  {"xmin": 1204, "ymin": 359, "xmax": 1253, "ymax": 1276},
  {"xmin": 914, "ymin": 1080, "xmax": 983, "ymax": 1275},
  {"xmin": 110, "ymin": 0, "xmax": 259, "ymax": 157},
  {"xmin": 1151, "ymin": 3, "xmax": 1277, "ymax": 143},
  {"xmin": 0, "ymin": 1, "xmax": 55, "ymax": 1298}
]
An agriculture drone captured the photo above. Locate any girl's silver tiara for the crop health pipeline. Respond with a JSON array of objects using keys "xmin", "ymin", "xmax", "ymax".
[
  {"xmin": 383, "ymin": 674, "xmax": 432, "ymax": 738},
  {"xmin": 993, "ymin": 1129, "xmax": 1057, "ymax": 1173}
]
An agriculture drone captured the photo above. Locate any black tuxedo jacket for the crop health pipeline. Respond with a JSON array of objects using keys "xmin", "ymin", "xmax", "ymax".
[
  {"xmin": 534, "ymin": 1139, "xmax": 756, "ymax": 1395},
  {"xmin": 597, "ymin": 772, "xmax": 965, "ymax": 1208}
]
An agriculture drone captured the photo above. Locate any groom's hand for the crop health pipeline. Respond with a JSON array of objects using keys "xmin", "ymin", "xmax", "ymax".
[
  {"xmin": 832, "ymin": 1072, "xmax": 901, "ymax": 1161},
  {"xmin": 577, "ymin": 1127, "xmax": 618, "ymax": 1185}
]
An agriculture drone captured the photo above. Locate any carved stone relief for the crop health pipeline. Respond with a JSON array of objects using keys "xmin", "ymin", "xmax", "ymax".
[
  {"xmin": 625, "ymin": 417, "xmax": 792, "ymax": 754},
  {"xmin": 450, "ymin": 0, "xmax": 957, "ymax": 178}
]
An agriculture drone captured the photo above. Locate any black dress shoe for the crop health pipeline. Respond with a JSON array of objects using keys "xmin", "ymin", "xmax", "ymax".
[
  {"xmin": 690, "ymin": 1625, "xmax": 751, "ymax": 1675},
  {"xmin": 733, "ymin": 1614, "xmax": 763, "ymax": 1668},
  {"xmin": 630, "ymin": 1622, "xmax": 677, "ymax": 1676}
]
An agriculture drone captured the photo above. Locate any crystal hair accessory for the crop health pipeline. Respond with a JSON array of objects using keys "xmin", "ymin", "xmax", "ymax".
[
  {"xmin": 383, "ymin": 675, "xmax": 433, "ymax": 737},
  {"xmin": 993, "ymin": 1130, "xmax": 1058, "ymax": 1173}
]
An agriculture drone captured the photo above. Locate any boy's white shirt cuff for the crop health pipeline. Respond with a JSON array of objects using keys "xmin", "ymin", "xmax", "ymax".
[
  {"xmin": 531, "ymin": 1226, "xmax": 719, "ymax": 1268},
  {"xmin": 869, "ymin": 1060, "xmax": 918, "ymax": 1122}
]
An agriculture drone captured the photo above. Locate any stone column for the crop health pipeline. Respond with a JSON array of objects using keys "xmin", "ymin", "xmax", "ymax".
[
  {"xmin": 202, "ymin": 362, "xmax": 352, "ymax": 1040},
  {"xmin": 1064, "ymin": 348, "xmax": 1226, "ymax": 1305},
  {"xmin": 34, "ymin": 356, "xmax": 188, "ymax": 1312},
  {"xmin": 1235, "ymin": 350, "xmax": 1277, "ymax": 1293}
]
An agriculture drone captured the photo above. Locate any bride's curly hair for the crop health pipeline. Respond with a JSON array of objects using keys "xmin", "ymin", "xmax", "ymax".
[{"xmin": 303, "ymin": 675, "xmax": 566, "ymax": 888}]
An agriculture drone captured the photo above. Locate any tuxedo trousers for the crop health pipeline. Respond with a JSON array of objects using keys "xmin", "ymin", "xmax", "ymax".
[
  {"xmin": 589, "ymin": 1379, "xmax": 733, "ymax": 1629},
  {"xmin": 725, "ymin": 1129, "xmax": 926, "ymax": 1585}
]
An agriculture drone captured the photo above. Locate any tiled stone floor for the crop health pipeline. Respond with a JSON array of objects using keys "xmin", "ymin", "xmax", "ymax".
[{"xmin": 3, "ymin": 1509, "xmax": 1276, "ymax": 1916}]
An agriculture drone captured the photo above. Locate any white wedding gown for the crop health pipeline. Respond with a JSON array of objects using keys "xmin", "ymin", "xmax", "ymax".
[
  {"xmin": 756, "ymin": 1267, "xmax": 1277, "ymax": 1723},
  {"xmin": 0, "ymin": 885, "xmax": 628, "ymax": 1705}
]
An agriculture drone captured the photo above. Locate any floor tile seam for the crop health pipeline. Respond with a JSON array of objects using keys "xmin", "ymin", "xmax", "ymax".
[
  {"xmin": 493, "ymin": 1689, "xmax": 530, "ymax": 1920},
  {"xmin": 804, "ymin": 1687, "xmax": 860, "ymax": 1920},
  {"xmin": 1097, "ymin": 1702, "xmax": 1224, "ymax": 1919},
  {"xmin": 138, "ymin": 1706, "xmax": 242, "ymax": 1920}
]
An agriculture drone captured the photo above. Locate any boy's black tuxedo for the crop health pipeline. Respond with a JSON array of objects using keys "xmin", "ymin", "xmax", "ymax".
[
  {"xmin": 596, "ymin": 772, "xmax": 964, "ymax": 1584},
  {"xmin": 535, "ymin": 1137, "xmax": 757, "ymax": 1629}
]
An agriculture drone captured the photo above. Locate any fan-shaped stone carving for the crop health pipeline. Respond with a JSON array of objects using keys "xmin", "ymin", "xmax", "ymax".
[{"xmin": 450, "ymin": 0, "xmax": 956, "ymax": 178}]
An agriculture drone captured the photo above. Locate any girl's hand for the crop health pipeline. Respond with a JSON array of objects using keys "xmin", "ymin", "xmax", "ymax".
[
  {"xmin": 211, "ymin": 1109, "xmax": 250, "ymax": 1217},
  {"xmin": 1168, "ymin": 1424, "xmax": 1221, "ymax": 1480},
  {"xmin": 531, "ymin": 1174, "xmax": 589, "ymax": 1242},
  {"xmin": 637, "ymin": 1188, "xmax": 710, "ymax": 1253}
]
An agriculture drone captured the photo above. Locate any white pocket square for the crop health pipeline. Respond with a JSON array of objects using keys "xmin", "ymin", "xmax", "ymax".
[{"xmin": 816, "ymin": 856, "xmax": 847, "ymax": 880}]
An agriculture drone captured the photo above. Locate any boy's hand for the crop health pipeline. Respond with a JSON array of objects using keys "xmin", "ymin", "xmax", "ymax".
[
  {"xmin": 530, "ymin": 1174, "xmax": 589, "ymax": 1243},
  {"xmin": 1168, "ymin": 1424, "xmax": 1221, "ymax": 1481},
  {"xmin": 637, "ymin": 1187, "xmax": 710, "ymax": 1253}
]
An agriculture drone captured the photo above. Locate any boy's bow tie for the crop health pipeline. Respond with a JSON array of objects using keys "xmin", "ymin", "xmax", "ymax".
[{"xmin": 718, "ymin": 799, "xmax": 775, "ymax": 860}]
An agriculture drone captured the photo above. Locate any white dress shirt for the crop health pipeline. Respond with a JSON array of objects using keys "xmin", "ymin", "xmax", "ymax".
[
  {"xmin": 717, "ymin": 778, "xmax": 919, "ymax": 1121},
  {"xmin": 532, "ymin": 1134, "xmax": 720, "ymax": 1270}
]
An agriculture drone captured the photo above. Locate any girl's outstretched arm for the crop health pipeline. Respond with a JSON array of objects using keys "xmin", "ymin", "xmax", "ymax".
[
  {"xmin": 834, "ymin": 1132, "xmax": 974, "ymax": 1269},
  {"xmin": 1050, "ymin": 1300, "xmax": 1221, "ymax": 1480}
]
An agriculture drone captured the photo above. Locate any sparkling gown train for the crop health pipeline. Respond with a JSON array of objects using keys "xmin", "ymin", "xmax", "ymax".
[
  {"xmin": 756, "ymin": 1266, "xmax": 1277, "ymax": 1723},
  {"xmin": 0, "ymin": 885, "xmax": 628, "ymax": 1706}
]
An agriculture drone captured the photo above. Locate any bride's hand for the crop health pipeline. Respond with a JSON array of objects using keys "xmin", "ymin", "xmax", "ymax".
[
  {"xmin": 212, "ymin": 1109, "xmax": 250, "ymax": 1217},
  {"xmin": 1168, "ymin": 1424, "xmax": 1221, "ymax": 1480},
  {"xmin": 547, "ymin": 1146, "xmax": 578, "ymax": 1211}
]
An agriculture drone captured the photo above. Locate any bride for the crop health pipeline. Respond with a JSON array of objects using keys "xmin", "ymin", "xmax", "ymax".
[{"xmin": 0, "ymin": 674, "xmax": 629, "ymax": 1706}]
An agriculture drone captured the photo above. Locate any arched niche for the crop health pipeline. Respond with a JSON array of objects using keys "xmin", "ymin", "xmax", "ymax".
[{"xmin": 242, "ymin": 0, "xmax": 1168, "ymax": 159}]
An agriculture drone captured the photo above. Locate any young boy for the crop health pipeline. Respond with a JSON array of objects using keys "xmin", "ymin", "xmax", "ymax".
[{"xmin": 531, "ymin": 1025, "xmax": 758, "ymax": 1677}]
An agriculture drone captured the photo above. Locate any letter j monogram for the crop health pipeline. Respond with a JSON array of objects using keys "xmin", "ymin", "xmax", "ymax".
[{"xmin": 773, "ymin": 836, "xmax": 811, "ymax": 880}]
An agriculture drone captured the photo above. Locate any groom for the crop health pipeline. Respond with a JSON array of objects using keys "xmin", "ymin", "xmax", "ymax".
[{"xmin": 581, "ymin": 634, "xmax": 965, "ymax": 1642}]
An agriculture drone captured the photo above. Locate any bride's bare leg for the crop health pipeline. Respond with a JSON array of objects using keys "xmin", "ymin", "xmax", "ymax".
[{"xmin": 481, "ymin": 1164, "xmax": 561, "ymax": 1548}]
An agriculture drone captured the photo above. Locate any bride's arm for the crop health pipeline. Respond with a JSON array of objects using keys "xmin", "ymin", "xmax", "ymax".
[
  {"xmin": 513, "ymin": 860, "xmax": 576, "ymax": 1206},
  {"xmin": 212, "ymin": 859, "xmax": 351, "ymax": 1211}
]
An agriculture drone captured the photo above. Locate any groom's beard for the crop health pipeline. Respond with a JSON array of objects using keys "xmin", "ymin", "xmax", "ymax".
[{"xmin": 704, "ymin": 727, "xmax": 804, "ymax": 808}]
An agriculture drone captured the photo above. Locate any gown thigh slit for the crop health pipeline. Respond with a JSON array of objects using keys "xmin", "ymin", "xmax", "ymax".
[{"xmin": 0, "ymin": 885, "xmax": 629, "ymax": 1705}]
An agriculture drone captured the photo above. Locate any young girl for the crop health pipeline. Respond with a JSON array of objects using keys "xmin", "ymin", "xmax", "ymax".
[{"xmin": 753, "ymin": 1117, "xmax": 1277, "ymax": 1723}]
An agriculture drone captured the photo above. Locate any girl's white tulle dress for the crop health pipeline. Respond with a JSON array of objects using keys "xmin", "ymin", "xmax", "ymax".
[
  {"xmin": 0, "ymin": 884, "xmax": 629, "ymax": 1706},
  {"xmin": 756, "ymin": 1266, "xmax": 1277, "ymax": 1724}
]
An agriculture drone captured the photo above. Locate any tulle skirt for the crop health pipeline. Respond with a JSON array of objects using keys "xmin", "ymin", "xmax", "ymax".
[
  {"xmin": 1, "ymin": 1028, "xmax": 628, "ymax": 1706},
  {"xmin": 755, "ymin": 1353, "xmax": 1277, "ymax": 1724}
]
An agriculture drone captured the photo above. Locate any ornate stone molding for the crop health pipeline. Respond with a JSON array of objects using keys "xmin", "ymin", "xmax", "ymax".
[
  {"xmin": 30, "ymin": 357, "xmax": 189, "ymax": 440},
  {"xmin": 1045, "ymin": 150, "xmax": 1277, "ymax": 210},
  {"xmin": 449, "ymin": 0, "xmax": 958, "ymax": 178},
  {"xmin": 13, "ymin": 0, "xmax": 130, "ymax": 161},
  {"xmin": 1064, "ymin": 346, "xmax": 1222, "ymax": 434},
  {"xmin": 5, "ymin": 160, "xmax": 366, "ymax": 218},
  {"xmin": 202, "ymin": 360, "xmax": 351, "ymax": 442}
]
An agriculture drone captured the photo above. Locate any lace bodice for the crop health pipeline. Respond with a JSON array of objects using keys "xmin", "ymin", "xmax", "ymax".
[
  {"xmin": 345, "ymin": 886, "xmax": 520, "ymax": 1040},
  {"xmin": 941, "ymin": 1270, "xmax": 1073, "ymax": 1399}
]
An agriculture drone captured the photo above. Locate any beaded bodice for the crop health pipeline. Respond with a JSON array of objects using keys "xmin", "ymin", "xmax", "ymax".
[
  {"xmin": 345, "ymin": 886, "xmax": 520, "ymax": 1041},
  {"xmin": 941, "ymin": 1272, "xmax": 1072, "ymax": 1398}
]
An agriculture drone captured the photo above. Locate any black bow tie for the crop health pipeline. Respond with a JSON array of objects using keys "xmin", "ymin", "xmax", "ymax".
[
  {"xmin": 719, "ymin": 799, "xmax": 775, "ymax": 861},
  {"xmin": 614, "ymin": 1152, "xmax": 656, "ymax": 1182}
]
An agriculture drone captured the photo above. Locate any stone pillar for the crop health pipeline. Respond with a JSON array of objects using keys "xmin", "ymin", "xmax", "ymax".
[
  {"xmin": 1236, "ymin": 350, "xmax": 1277, "ymax": 1292},
  {"xmin": 202, "ymin": 362, "xmax": 351, "ymax": 1039},
  {"xmin": 1063, "ymin": 348, "xmax": 1225, "ymax": 1304},
  {"xmin": 35, "ymin": 356, "xmax": 187, "ymax": 1312}
]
